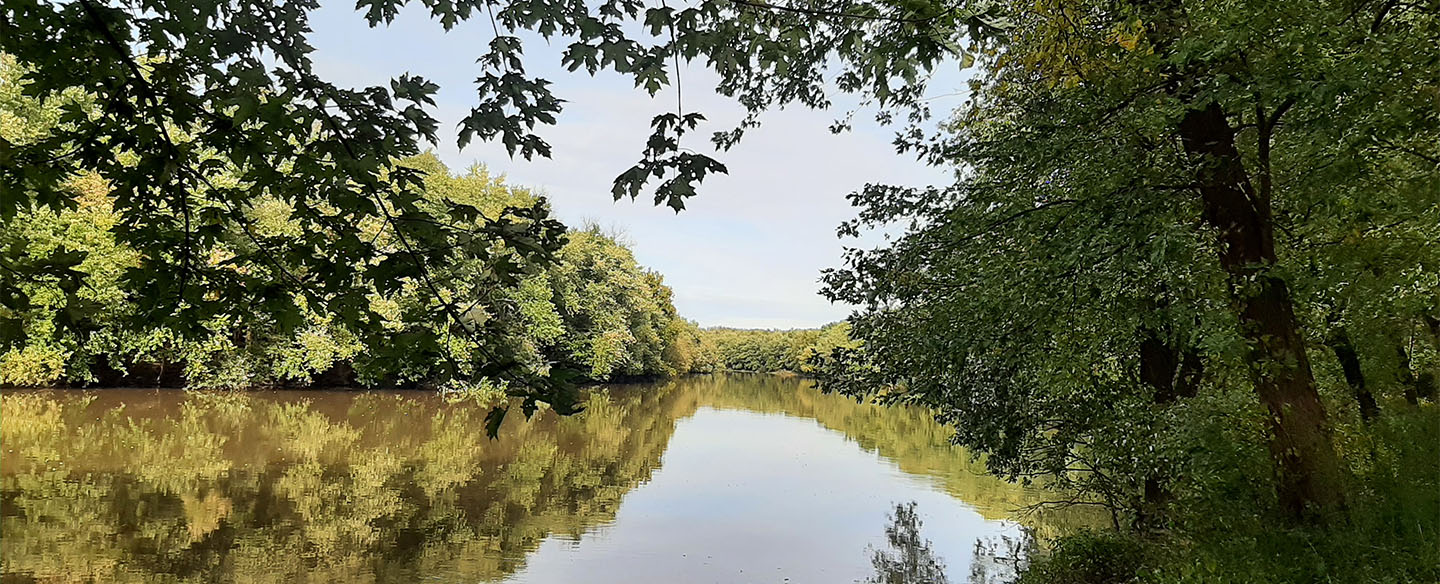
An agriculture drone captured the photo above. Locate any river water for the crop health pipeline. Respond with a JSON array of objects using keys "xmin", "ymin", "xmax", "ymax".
[{"xmin": 1, "ymin": 374, "xmax": 1054, "ymax": 583}]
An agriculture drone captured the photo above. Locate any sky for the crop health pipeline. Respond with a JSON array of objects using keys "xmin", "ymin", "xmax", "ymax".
[{"xmin": 306, "ymin": 4, "xmax": 958, "ymax": 329}]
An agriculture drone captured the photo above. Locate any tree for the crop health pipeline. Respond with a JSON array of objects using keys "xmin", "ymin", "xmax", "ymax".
[
  {"xmin": 1, "ymin": 0, "xmax": 982, "ymax": 408},
  {"xmin": 0, "ymin": 71, "xmax": 700, "ymax": 392},
  {"xmin": 700, "ymin": 325, "xmax": 853, "ymax": 373},
  {"xmin": 546, "ymin": 226, "xmax": 691, "ymax": 379},
  {"xmin": 822, "ymin": 0, "xmax": 1437, "ymax": 521},
  {"xmin": 3, "ymin": 0, "xmax": 1435, "ymax": 509}
]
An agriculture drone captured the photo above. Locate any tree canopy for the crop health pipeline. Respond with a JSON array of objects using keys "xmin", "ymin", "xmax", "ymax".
[
  {"xmin": 3, "ymin": 56, "xmax": 711, "ymax": 401},
  {"xmin": 2, "ymin": 0, "xmax": 1438, "ymax": 579},
  {"xmin": 813, "ymin": 0, "xmax": 1438, "ymax": 553},
  {"xmin": 1, "ymin": 0, "xmax": 979, "ymax": 414}
]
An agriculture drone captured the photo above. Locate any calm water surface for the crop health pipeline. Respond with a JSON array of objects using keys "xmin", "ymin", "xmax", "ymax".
[{"xmin": 2, "ymin": 374, "xmax": 1051, "ymax": 583}]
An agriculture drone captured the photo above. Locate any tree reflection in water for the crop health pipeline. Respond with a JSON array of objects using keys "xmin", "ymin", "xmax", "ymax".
[
  {"xmin": 2, "ymin": 375, "xmax": 1057, "ymax": 583},
  {"xmin": 969, "ymin": 531, "xmax": 1030, "ymax": 584},
  {"xmin": 867, "ymin": 502, "xmax": 1032, "ymax": 584},
  {"xmin": 867, "ymin": 502, "xmax": 950, "ymax": 584}
]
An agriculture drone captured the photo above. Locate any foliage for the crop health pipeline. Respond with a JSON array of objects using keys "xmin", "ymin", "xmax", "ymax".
[
  {"xmin": 0, "ymin": 0, "xmax": 989, "ymax": 413},
  {"xmin": 1, "ymin": 0, "xmax": 984, "ymax": 215},
  {"xmin": 1016, "ymin": 530, "xmax": 1147, "ymax": 584},
  {"xmin": 0, "ymin": 53, "xmax": 579, "ymax": 413},
  {"xmin": 820, "ymin": 0, "xmax": 1438, "ymax": 514},
  {"xmin": 0, "ymin": 91, "xmax": 701, "ymax": 391},
  {"xmin": 777, "ymin": 0, "xmax": 1436, "ymax": 579},
  {"xmin": 700, "ymin": 322, "xmax": 856, "ymax": 374},
  {"xmin": 548, "ymin": 226, "xmax": 702, "ymax": 379},
  {"xmin": 3, "ymin": 0, "xmax": 1438, "ymax": 580},
  {"xmin": 1020, "ymin": 410, "xmax": 1440, "ymax": 583}
]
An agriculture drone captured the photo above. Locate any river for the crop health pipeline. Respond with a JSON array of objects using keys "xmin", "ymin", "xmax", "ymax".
[{"xmin": 1, "ymin": 373, "xmax": 1058, "ymax": 583}]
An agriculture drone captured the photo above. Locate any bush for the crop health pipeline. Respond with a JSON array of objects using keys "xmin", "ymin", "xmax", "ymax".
[
  {"xmin": 1021, "ymin": 407, "xmax": 1440, "ymax": 584},
  {"xmin": 1020, "ymin": 530, "xmax": 1148, "ymax": 584}
]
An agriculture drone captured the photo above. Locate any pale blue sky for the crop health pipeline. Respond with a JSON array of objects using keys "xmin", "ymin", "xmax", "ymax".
[{"xmin": 307, "ymin": 4, "xmax": 958, "ymax": 328}]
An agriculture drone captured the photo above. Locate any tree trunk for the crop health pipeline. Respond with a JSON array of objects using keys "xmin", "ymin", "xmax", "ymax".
[
  {"xmin": 1422, "ymin": 315, "xmax": 1440, "ymax": 401},
  {"xmin": 1140, "ymin": 331, "xmax": 1182, "ymax": 404},
  {"xmin": 1327, "ymin": 328, "xmax": 1379, "ymax": 422},
  {"xmin": 1137, "ymin": 330, "xmax": 1176, "ymax": 533},
  {"xmin": 1396, "ymin": 344, "xmax": 1420, "ymax": 406},
  {"xmin": 1135, "ymin": 325, "xmax": 1203, "ymax": 531},
  {"xmin": 1177, "ymin": 102, "xmax": 1344, "ymax": 519},
  {"xmin": 1176, "ymin": 349, "xmax": 1203, "ymax": 399}
]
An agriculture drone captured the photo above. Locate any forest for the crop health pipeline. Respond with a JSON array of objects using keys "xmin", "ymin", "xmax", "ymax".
[
  {"xmin": 0, "ymin": 56, "xmax": 852, "ymax": 392},
  {"xmin": 702, "ymin": 323, "xmax": 857, "ymax": 374},
  {"xmin": 2, "ymin": 54, "xmax": 713, "ymax": 393},
  {"xmin": 2, "ymin": 0, "xmax": 1438, "ymax": 582}
]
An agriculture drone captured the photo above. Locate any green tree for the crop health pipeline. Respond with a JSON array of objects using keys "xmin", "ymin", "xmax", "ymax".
[
  {"xmin": 4, "ymin": 0, "xmax": 1436, "ymax": 543},
  {"xmin": 820, "ymin": 0, "xmax": 1437, "ymax": 523},
  {"xmin": 701, "ymin": 325, "xmax": 853, "ymax": 373},
  {"xmin": 0, "ymin": 72, "xmax": 698, "ymax": 393},
  {"xmin": 1, "ymin": 0, "xmax": 985, "ymax": 412}
]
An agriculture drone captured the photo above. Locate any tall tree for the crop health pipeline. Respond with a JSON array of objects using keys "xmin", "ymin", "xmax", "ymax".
[
  {"xmin": 824, "ymin": 0, "xmax": 1436, "ymax": 519},
  {"xmin": 1326, "ymin": 325, "xmax": 1380, "ymax": 423}
]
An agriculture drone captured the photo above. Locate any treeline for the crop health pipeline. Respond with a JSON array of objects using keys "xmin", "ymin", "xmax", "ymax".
[
  {"xmin": 3, "ymin": 54, "xmax": 877, "ymax": 390},
  {"xmin": 1, "ymin": 145, "xmax": 708, "ymax": 391},
  {"xmin": 699, "ymin": 323, "xmax": 856, "ymax": 375},
  {"xmin": 0, "ymin": 54, "xmax": 729, "ymax": 391}
]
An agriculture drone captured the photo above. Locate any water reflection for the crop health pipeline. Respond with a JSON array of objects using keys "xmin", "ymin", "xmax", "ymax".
[
  {"xmin": 861, "ymin": 501, "xmax": 1029, "ymax": 584},
  {"xmin": 2, "ymin": 374, "xmax": 1053, "ymax": 583},
  {"xmin": 867, "ymin": 502, "xmax": 950, "ymax": 584},
  {"xmin": 969, "ymin": 533, "xmax": 1031, "ymax": 584}
]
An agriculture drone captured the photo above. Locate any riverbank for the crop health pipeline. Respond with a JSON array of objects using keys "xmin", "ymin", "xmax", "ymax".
[
  {"xmin": 3, "ymin": 369, "xmax": 810, "ymax": 393},
  {"xmin": 1019, "ymin": 405, "xmax": 1439, "ymax": 584}
]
